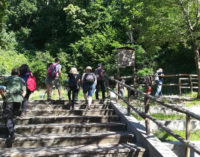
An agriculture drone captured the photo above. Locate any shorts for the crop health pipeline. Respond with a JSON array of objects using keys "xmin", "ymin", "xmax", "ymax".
[
  {"xmin": 83, "ymin": 83, "xmax": 96, "ymax": 97},
  {"xmin": 146, "ymin": 86, "xmax": 151, "ymax": 95},
  {"xmin": 46, "ymin": 77, "xmax": 61, "ymax": 89}
]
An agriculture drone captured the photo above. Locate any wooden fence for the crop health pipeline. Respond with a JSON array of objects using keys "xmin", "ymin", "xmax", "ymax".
[
  {"xmin": 121, "ymin": 74, "xmax": 198, "ymax": 95},
  {"xmin": 107, "ymin": 78, "xmax": 200, "ymax": 157}
]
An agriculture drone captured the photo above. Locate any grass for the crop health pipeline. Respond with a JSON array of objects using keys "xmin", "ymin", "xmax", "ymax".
[
  {"xmin": 154, "ymin": 130, "xmax": 200, "ymax": 142},
  {"xmin": 30, "ymin": 88, "xmax": 105, "ymax": 101},
  {"xmin": 185, "ymin": 99, "xmax": 200, "ymax": 107},
  {"xmin": 132, "ymin": 113, "xmax": 185, "ymax": 121},
  {"xmin": 151, "ymin": 113, "xmax": 185, "ymax": 120},
  {"xmin": 184, "ymin": 92, "xmax": 198, "ymax": 98}
]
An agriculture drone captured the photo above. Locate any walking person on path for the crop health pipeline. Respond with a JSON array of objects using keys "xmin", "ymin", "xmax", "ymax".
[
  {"xmin": 19, "ymin": 64, "xmax": 36, "ymax": 115},
  {"xmin": 82, "ymin": 66, "xmax": 97, "ymax": 109},
  {"xmin": 95, "ymin": 63, "xmax": 105, "ymax": 101},
  {"xmin": 155, "ymin": 68, "xmax": 164, "ymax": 97},
  {"xmin": 0, "ymin": 68, "xmax": 26, "ymax": 144},
  {"xmin": 67, "ymin": 67, "xmax": 80, "ymax": 109},
  {"xmin": 46, "ymin": 58, "xmax": 62, "ymax": 100}
]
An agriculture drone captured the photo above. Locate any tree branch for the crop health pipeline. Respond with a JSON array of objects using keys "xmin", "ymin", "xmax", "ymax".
[
  {"xmin": 175, "ymin": 0, "xmax": 194, "ymax": 37},
  {"xmin": 194, "ymin": 0, "xmax": 200, "ymax": 30}
]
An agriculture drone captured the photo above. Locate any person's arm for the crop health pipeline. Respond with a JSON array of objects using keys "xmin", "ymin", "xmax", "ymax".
[
  {"xmin": 58, "ymin": 67, "xmax": 61, "ymax": 78},
  {"xmin": 0, "ymin": 89, "xmax": 5, "ymax": 100},
  {"xmin": 94, "ymin": 73, "xmax": 97, "ymax": 85}
]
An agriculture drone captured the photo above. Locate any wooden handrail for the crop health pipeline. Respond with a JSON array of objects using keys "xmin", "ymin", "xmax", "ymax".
[
  {"xmin": 110, "ymin": 78, "xmax": 200, "ymax": 120},
  {"xmin": 108, "ymin": 78, "xmax": 200, "ymax": 156}
]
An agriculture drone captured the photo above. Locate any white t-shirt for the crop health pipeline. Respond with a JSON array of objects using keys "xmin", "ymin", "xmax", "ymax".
[{"xmin": 53, "ymin": 63, "xmax": 62, "ymax": 77}]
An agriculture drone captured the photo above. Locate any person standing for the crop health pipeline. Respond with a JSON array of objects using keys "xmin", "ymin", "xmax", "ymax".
[
  {"xmin": 155, "ymin": 68, "xmax": 164, "ymax": 97},
  {"xmin": 82, "ymin": 66, "xmax": 97, "ymax": 109},
  {"xmin": 67, "ymin": 67, "xmax": 80, "ymax": 109},
  {"xmin": 0, "ymin": 68, "xmax": 26, "ymax": 142},
  {"xmin": 19, "ymin": 64, "xmax": 33, "ymax": 114},
  {"xmin": 46, "ymin": 58, "xmax": 62, "ymax": 100},
  {"xmin": 95, "ymin": 63, "xmax": 105, "ymax": 100}
]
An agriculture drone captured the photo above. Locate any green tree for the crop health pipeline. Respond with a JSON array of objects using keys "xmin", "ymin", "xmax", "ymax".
[{"xmin": 137, "ymin": 0, "xmax": 200, "ymax": 97}]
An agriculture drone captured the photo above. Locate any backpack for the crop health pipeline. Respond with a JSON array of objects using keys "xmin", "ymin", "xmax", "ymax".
[
  {"xmin": 26, "ymin": 72, "xmax": 36, "ymax": 92},
  {"xmin": 84, "ymin": 73, "xmax": 95, "ymax": 84},
  {"xmin": 154, "ymin": 72, "xmax": 159, "ymax": 81},
  {"xmin": 47, "ymin": 64, "xmax": 57, "ymax": 78},
  {"xmin": 69, "ymin": 74, "xmax": 79, "ymax": 90}
]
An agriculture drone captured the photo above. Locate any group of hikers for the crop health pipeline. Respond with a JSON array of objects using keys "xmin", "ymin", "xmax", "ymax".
[
  {"xmin": 0, "ymin": 57, "xmax": 164, "ymax": 143},
  {"xmin": 44, "ymin": 59, "xmax": 105, "ymax": 109},
  {"xmin": 0, "ymin": 58, "xmax": 105, "ymax": 142}
]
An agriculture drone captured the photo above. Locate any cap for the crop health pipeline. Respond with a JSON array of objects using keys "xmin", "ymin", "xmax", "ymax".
[{"xmin": 86, "ymin": 66, "xmax": 92, "ymax": 70}]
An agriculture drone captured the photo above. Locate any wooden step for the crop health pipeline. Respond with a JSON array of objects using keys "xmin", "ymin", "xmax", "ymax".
[
  {"xmin": 0, "ymin": 123, "xmax": 126, "ymax": 135},
  {"xmin": 1, "ymin": 109, "xmax": 115, "ymax": 116},
  {"xmin": 0, "ymin": 132, "xmax": 134, "ymax": 148},
  {"xmin": 0, "ymin": 115, "xmax": 120, "ymax": 125},
  {"xmin": 0, "ymin": 143, "xmax": 146, "ymax": 157}
]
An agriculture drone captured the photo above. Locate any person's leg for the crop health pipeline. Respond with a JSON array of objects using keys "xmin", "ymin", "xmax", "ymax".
[
  {"xmin": 88, "ymin": 83, "xmax": 96, "ymax": 108},
  {"xmin": 155, "ymin": 84, "xmax": 161, "ymax": 97},
  {"xmin": 22, "ymin": 89, "xmax": 32, "ymax": 113},
  {"xmin": 46, "ymin": 83, "xmax": 52, "ymax": 100},
  {"xmin": 3, "ymin": 102, "xmax": 15, "ymax": 138},
  {"xmin": 55, "ymin": 78, "xmax": 62, "ymax": 100},
  {"xmin": 73, "ymin": 89, "xmax": 78, "ymax": 102},
  {"xmin": 159, "ymin": 85, "xmax": 163, "ymax": 96},
  {"xmin": 68, "ymin": 89, "xmax": 72, "ymax": 101},
  {"xmin": 101, "ymin": 81, "xmax": 105, "ymax": 99},
  {"xmin": 95, "ymin": 81, "xmax": 100, "ymax": 100}
]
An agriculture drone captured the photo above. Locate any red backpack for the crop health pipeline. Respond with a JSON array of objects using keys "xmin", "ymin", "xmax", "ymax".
[
  {"xmin": 47, "ymin": 64, "xmax": 57, "ymax": 78},
  {"xmin": 27, "ymin": 72, "xmax": 36, "ymax": 92}
]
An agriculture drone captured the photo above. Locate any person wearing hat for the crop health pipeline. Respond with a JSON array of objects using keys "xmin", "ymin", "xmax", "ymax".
[
  {"xmin": 67, "ymin": 67, "xmax": 80, "ymax": 109},
  {"xmin": 82, "ymin": 66, "xmax": 97, "ymax": 109},
  {"xmin": 95, "ymin": 63, "xmax": 105, "ymax": 100}
]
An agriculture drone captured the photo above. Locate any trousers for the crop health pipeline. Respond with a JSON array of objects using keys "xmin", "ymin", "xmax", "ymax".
[{"xmin": 3, "ymin": 102, "xmax": 21, "ymax": 135}]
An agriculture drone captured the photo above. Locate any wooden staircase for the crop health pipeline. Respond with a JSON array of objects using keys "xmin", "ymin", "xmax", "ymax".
[{"xmin": 0, "ymin": 100, "xmax": 146, "ymax": 157}]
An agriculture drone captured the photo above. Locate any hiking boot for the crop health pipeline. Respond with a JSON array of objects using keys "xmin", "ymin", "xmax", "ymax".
[
  {"xmin": 59, "ymin": 97, "xmax": 63, "ymax": 100},
  {"xmin": 47, "ymin": 97, "xmax": 52, "ymax": 101}
]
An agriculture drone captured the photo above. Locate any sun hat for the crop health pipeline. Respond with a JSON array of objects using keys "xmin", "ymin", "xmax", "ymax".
[
  {"xmin": 86, "ymin": 66, "xmax": 92, "ymax": 71},
  {"xmin": 70, "ymin": 67, "xmax": 78, "ymax": 74}
]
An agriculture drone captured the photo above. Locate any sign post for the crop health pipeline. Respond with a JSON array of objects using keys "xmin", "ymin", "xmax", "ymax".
[{"xmin": 117, "ymin": 47, "xmax": 136, "ymax": 100}]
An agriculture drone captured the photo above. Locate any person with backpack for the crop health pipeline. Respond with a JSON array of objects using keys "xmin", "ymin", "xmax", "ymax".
[
  {"xmin": 95, "ymin": 63, "xmax": 105, "ymax": 101},
  {"xmin": 19, "ymin": 64, "xmax": 36, "ymax": 115},
  {"xmin": 155, "ymin": 68, "xmax": 164, "ymax": 97},
  {"xmin": 67, "ymin": 67, "xmax": 80, "ymax": 109},
  {"xmin": 0, "ymin": 68, "xmax": 26, "ymax": 143},
  {"xmin": 82, "ymin": 66, "xmax": 97, "ymax": 109},
  {"xmin": 46, "ymin": 58, "xmax": 62, "ymax": 100}
]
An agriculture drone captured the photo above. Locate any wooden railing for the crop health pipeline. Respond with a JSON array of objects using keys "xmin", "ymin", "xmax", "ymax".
[
  {"xmin": 162, "ymin": 74, "xmax": 198, "ymax": 95},
  {"xmin": 119, "ymin": 74, "xmax": 198, "ymax": 95},
  {"xmin": 107, "ymin": 78, "xmax": 200, "ymax": 157}
]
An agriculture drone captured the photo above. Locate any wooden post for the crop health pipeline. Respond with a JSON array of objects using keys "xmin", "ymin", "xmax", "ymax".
[
  {"xmin": 107, "ymin": 79, "xmax": 110, "ymax": 99},
  {"xmin": 179, "ymin": 78, "xmax": 182, "ymax": 95},
  {"xmin": 185, "ymin": 114, "xmax": 191, "ymax": 157},
  {"xmin": 117, "ymin": 65, "xmax": 120, "ymax": 102},
  {"xmin": 189, "ymin": 75, "xmax": 193, "ymax": 93},
  {"xmin": 133, "ymin": 66, "xmax": 137, "ymax": 98},
  {"xmin": 127, "ymin": 89, "xmax": 131, "ymax": 116},
  {"xmin": 144, "ymin": 96, "xmax": 150, "ymax": 135}
]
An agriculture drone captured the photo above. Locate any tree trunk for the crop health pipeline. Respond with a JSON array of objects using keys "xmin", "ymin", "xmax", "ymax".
[{"xmin": 193, "ymin": 44, "xmax": 200, "ymax": 98}]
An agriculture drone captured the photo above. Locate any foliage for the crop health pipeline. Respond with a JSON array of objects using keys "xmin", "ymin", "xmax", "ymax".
[
  {"xmin": 0, "ymin": 49, "xmax": 28, "ymax": 75},
  {"xmin": 0, "ymin": 0, "xmax": 198, "ymax": 89},
  {"xmin": 154, "ymin": 130, "xmax": 200, "ymax": 142}
]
